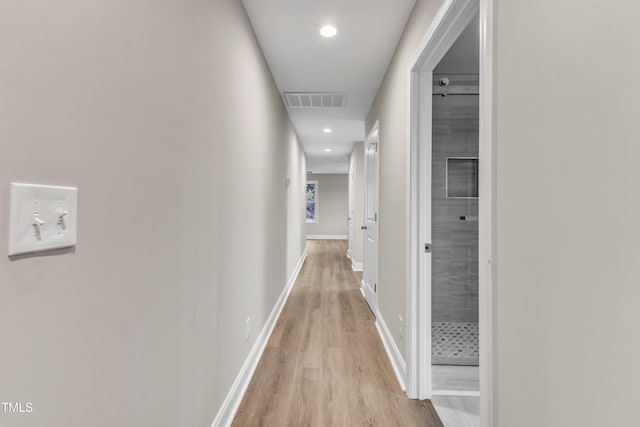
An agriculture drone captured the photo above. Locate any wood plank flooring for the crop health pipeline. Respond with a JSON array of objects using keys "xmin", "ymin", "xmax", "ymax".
[{"xmin": 232, "ymin": 240, "xmax": 443, "ymax": 427}]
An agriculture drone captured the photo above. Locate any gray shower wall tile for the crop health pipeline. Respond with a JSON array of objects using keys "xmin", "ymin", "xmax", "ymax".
[{"xmin": 432, "ymin": 94, "xmax": 479, "ymax": 324}]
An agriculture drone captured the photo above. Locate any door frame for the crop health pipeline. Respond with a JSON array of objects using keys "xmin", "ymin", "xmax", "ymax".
[
  {"xmin": 362, "ymin": 120, "xmax": 380, "ymax": 314},
  {"xmin": 405, "ymin": 0, "xmax": 494, "ymax": 426},
  {"xmin": 348, "ymin": 161, "xmax": 355, "ymax": 260}
]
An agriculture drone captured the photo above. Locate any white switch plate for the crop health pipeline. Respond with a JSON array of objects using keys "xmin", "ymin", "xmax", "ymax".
[{"xmin": 8, "ymin": 183, "xmax": 78, "ymax": 256}]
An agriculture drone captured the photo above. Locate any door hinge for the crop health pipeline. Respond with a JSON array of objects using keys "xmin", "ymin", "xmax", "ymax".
[
  {"xmin": 375, "ymin": 213, "xmax": 377, "ymax": 222},
  {"xmin": 424, "ymin": 243, "xmax": 432, "ymax": 253},
  {"xmin": 374, "ymin": 283, "xmax": 377, "ymax": 292}
]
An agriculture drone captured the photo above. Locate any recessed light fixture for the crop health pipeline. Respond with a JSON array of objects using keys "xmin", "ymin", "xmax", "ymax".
[
  {"xmin": 320, "ymin": 25, "xmax": 338, "ymax": 38},
  {"xmin": 324, "ymin": 148, "xmax": 332, "ymax": 153},
  {"xmin": 323, "ymin": 128, "xmax": 332, "ymax": 133}
]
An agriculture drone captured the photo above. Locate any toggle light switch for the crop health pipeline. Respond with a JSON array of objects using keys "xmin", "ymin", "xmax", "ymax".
[
  {"xmin": 8, "ymin": 183, "xmax": 78, "ymax": 256},
  {"xmin": 57, "ymin": 210, "xmax": 68, "ymax": 225},
  {"xmin": 32, "ymin": 214, "xmax": 45, "ymax": 227}
]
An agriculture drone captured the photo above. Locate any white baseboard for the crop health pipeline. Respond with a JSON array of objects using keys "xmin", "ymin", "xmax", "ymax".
[
  {"xmin": 347, "ymin": 249, "xmax": 353, "ymax": 259},
  {"xmin": 305, "ymin": 234, "xmax": 348, "ymax": 240},
  {"xmin": 211, "ymin": 249, "xmax": 308, "ymax": 427},
  {"xmin": 360, "ymin": 279, "xmax": 366, "ymax": 297},
  {"xmin": 375, "ymin": 310, "xmax": 407, "ymax": 392},
  {"xmin": 432, "ymin": 389, "xmax": 480, "ymax": 397},
  {"xmin": 351, "ymin": 261, "xmax": 363, "ymax": 272}
]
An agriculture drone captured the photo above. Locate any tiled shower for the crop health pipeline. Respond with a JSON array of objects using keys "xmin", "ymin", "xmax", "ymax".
[{"xmin": 431, "ymin": 75, "xmax": 479, "ymax": 366}]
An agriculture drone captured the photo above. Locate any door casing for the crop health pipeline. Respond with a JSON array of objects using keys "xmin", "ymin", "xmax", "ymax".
[
  {"xmin": 406, "ymin": 1, "xmax": 494, "ymax": 427},
  {"xmin": 348, "ymin": 162, "xmax": 355, "ymax": 260},
  {"xmin": 362, "ymin": 121, "xmax": 380, "ymax": 315}
]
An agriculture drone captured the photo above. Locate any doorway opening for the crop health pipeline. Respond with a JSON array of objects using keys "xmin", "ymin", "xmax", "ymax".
[
  {"xmin": 362, "ymin": 122, "xmax": 379, "ymax": 315},
  {"xmin": 430, "ymin": 13, "xmax": 480, "ymax": 399},
  {"xmin": 406, "ymin": 0, "xmax": 493, "ymax": 426}
]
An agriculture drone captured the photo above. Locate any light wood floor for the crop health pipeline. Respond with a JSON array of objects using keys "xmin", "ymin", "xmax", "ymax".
[{"xmin": 232, "ymin": 240, "xmax": 443, "ymax": 427}]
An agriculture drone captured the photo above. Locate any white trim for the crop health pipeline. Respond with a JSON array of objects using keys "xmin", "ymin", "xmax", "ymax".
[
  {"xmin": 210, "ymin": 250, "xmax": 308, "ymax": 427},
  {"xmin": 362, "ymin": 120, "xmax": 380, "ymax": 315},
  {"xmin": 406, "ymin": 0, "xmax": 479, "ymax": 401},
  {"xmin": 478, "ymin": 1, "xmax": 494, "ymax": 426},
  {"xmin": 374, "ymin": 310, "xmax": 407, "ymax": 392},
  {"xmin": 406, "ymin": 3, "xmax": 494, "ymax": 426},
  {"xmin": 305, "ymin": 234, "xmax": 348, "ymax": 240},
  {"xmin": 406, "ymin": 0, "xmax": 494, "ymax": 424},
  {"xmin": 351, "ymin": 261, "xmax": 363, "ymax": 272},
  {"xmin": 432, "ymin": 390, "xmax": 480, "ymax": 397},
  {"xmin": 409, "ymin": 0, "xmax": 478, "ymax": 68}
]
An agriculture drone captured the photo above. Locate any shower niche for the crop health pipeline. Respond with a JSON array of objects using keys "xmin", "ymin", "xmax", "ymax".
[{"xmin": 446, "ymin": 157, "xmax": 478, "ymax": 199}]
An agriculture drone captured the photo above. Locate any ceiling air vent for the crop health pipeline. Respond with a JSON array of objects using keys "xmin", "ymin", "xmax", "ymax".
[{"xmin": 283, "ymin": 92, "xmax": 347, "ymax": 108}]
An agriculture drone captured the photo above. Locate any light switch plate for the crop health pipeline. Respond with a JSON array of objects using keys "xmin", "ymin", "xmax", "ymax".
[{"xmin": 8, "ymin": 183, "xmax": 78, "ymax": 256}]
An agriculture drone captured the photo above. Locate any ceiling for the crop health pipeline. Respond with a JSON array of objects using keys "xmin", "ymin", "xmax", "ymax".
[{"xmin": 242, "ymin": 0, "xmax": 416, "ymax": 174}]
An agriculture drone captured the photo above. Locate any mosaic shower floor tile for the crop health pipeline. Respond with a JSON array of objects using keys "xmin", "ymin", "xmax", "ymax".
[{"xmin": 432, "ymin": 322, "xmax": 479, "ymax": 366}]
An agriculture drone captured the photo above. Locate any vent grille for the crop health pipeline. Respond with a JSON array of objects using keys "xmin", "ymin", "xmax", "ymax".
[{"xmin": 283, "ymin": 92, "xmax": 347, "ymax": 108}]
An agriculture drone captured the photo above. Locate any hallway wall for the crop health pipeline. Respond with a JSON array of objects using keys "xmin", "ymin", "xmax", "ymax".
[
  {"xmin": 286, "ymin": 128, "xmax": 308, "ymax": 280},
  {"xmin": 367, "ymin": 0, "xmax": 640, "ymax": 426},
  {"xmin": 493, "ymin": 1, "xmax": 640, "ymax": 426},
  {"xmin": 366, "ymin": 0, "xmax": 446, "ymax": 360},
  {"xmin": 349, "ymin": 142, "xmax": 365, "ymax": 266},
  {"xmin": 0, "ymin": 1, "xmax": 306, "ymax": 426}
]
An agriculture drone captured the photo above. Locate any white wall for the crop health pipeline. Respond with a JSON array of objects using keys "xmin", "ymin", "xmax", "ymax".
[
  {"xmin": 366, "ymin": 0, "xmax": 446, "ymax": 359},
  {"xmin": 0, "ymin": 1, "xmax": 306, "ymax": 426},
  {"xmin": 306, "ymin": 174, "xmax": 349, "ymax": 238},
  {"xmin": 368, "ymin": 1, "xmax": 640, "ymax": 426},
  {"xmin": 349, "ymin": 143, "xmax": 365, "ymax": 265},
  {"xmin": 286, "ymin": 126, "xmax": 308, "ymax": 278},
  {"xmin": 493, "ymin": 1, "xmax": 640, "ymax": 426}
]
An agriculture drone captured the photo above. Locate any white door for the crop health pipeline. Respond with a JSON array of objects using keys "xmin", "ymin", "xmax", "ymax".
[
  {"xmin": 362, "ymin": 123, "xmax": 379, "ymax": 314},
  {"xmin": 348, "ymin": 164, "xmax": 355, "ymax": 260}
]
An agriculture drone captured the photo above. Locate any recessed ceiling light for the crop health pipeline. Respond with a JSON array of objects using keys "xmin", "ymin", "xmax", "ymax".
[
  {"xmin": 323, "ymin": 128, "xmax": 332, "ymax": 133},
  {"xmin": 325, "ymin": 148, "xmax": 332, "ymax": 152},
  {"xmin": 320, "ymin": 25, "xmax": 338, "ymax": 38}
]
